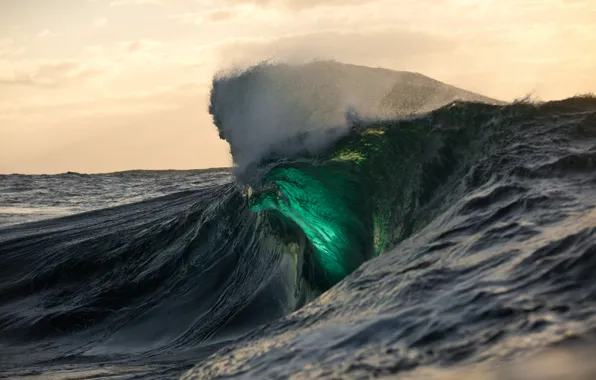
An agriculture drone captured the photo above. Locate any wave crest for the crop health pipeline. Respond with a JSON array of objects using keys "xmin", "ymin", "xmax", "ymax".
[{"xmin": 209, "ymin": 61, "xmax": 499, "ymax": 172}]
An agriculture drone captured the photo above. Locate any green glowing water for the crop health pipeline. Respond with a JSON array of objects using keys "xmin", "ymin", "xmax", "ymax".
[{"xmin": 249, "ymin": 162, "xmax": 370, "ymax": 286}]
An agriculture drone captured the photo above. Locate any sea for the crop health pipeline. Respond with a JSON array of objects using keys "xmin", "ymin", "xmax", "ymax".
[{"xmin": 1, "ymin": 62, "xmax": 596, "ymax": 379}]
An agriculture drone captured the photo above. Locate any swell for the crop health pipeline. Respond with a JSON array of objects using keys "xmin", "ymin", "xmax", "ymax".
[{"xmin": 0, "ymin": 181, "xmax": 304, "ymax": 366}]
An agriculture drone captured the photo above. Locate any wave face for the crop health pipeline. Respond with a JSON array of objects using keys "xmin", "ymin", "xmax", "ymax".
[
  {"xmin": 0, "ymin": 173, "xmax": 311, "ymax": 378},
  {"xmin": 245, "ymin": 108, "xmax": 486, "ymax": 289},
  {"xmin": 211, "ymin": 61, "xmax": 502, "ymax": 289},
  {"xmin": 2, "ymin": 61, "xmax": 596, "ymax": 379}
]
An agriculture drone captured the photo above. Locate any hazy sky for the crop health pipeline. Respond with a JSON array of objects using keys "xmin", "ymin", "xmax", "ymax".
[{"xmin": 1, "ymin": 0, "xmax": 595, "ymax": 174}]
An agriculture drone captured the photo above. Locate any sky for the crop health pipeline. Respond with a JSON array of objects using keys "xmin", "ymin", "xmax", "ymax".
[{"xmin": 1, "ymin": 0, "xmax": 595, "ymax": 174}]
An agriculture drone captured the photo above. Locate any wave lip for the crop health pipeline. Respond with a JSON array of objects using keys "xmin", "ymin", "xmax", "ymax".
[{"xmin": 209, "ymin": 61, "xmax": 500, "ymax": 172}]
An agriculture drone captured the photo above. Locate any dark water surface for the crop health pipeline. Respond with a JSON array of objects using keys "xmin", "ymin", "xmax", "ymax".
[{"xmin": 2, "ymin": 97, "xmax": 596, "ymax": 379}]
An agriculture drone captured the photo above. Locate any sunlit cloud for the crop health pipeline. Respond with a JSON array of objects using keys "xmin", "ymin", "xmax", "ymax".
[
  {"xmin": 0, "ymin": 38, "xmax": 25, "ymax": 58},
  {"xmin": 169, "ymin": 8, "xmax": 243, "ymax": 25},
  {"xmin": 118, "ymin": 39, "xmax": 163, "ymax": 54},
  {"xmin": 0, "ymin": 82, "xmax": 208, "ymax": 119},
  {"xmin": 211, "ymin": 27, "xmax": 454, "ymax": 70},
  {"xmin": 221, "ymin": 0, "xmax": 382, "ymax": 10},
  {"xmin": 0, "ymin": 59, "xmax": 108, "ymax": 88},
  {"xmin": 205, "ymin": 9, "xmax": 239, "ymax": 22},
  {"xmin": 109, "ymin": 0, "xmax": 166, "ymax": 6}
]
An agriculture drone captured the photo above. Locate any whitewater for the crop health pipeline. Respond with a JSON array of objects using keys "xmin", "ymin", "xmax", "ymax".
[{"xmin": 1, "ymin": 62, "xmax": 596, "ymax": 379}]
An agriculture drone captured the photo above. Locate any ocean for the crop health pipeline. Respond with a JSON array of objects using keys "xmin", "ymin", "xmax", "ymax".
[{"xmin": 1, "ymin": 62, "xmax": 596, "ymax": 379}]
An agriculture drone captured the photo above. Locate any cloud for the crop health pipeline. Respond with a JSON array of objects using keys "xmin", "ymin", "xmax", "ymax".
[
  {"xmin": 221, "ymin": 0, "xmax": 382, "ymax": 10},
  {"xmin": 0, "ymin": 38, "xmax": 25, "ymax": 58},
  {"xmin": 94, "ymin": 17, "xmax": 108, "ymax": 27},
  {"xmin": 206, "ymin": 9, "xmax": 238, "ymax": 22},
  {"xmin": 0, "ymin": 82, "xmax": 209, "ymax": 117},
  {"xmin": 0, "ymin": 60, "xmax": 106, "ymax": 88},
  {"xmin": 109, "ymin": 0, "xmax": 166, "ymax": 6},
  {"xmin": 212, "ymin": 27, "xmax": 454, "ymax": 69},
  {"xmin": 118, "ymin": 39, "xmax": 162, "ymax": 54},
  {"xmin": 169, "ymin": 9, "xmax": 241, "ymax": 25}
]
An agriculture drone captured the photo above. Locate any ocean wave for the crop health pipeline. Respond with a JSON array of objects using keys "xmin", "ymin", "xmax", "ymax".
[{"xmin": 1, "ymin": 61, "xmax": 596, "ymax": 379}]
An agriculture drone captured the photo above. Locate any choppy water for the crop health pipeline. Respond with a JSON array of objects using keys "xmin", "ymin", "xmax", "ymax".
[
  {"xmin": 1, "ymin": 62, "xmax": 596, "ymax": 379},
  {"xmin": 0, "ymin": 169, "xmax": 230, "ymax": 227}
]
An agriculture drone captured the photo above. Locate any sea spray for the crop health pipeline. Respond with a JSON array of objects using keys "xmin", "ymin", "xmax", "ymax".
[{"xmin": 209, "ymin": 61, "xmax": 499, "ymax": 172}]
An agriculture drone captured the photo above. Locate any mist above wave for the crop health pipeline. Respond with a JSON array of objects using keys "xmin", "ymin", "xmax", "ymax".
[{"xmin": 208, "ymin": 60, "xmax": 499, "ymax": 173}]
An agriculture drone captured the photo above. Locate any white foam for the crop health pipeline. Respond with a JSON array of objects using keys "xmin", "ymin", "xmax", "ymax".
[{"xmin": 209, "ymin": 61, "xmax": 497, "ymax": 173}]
